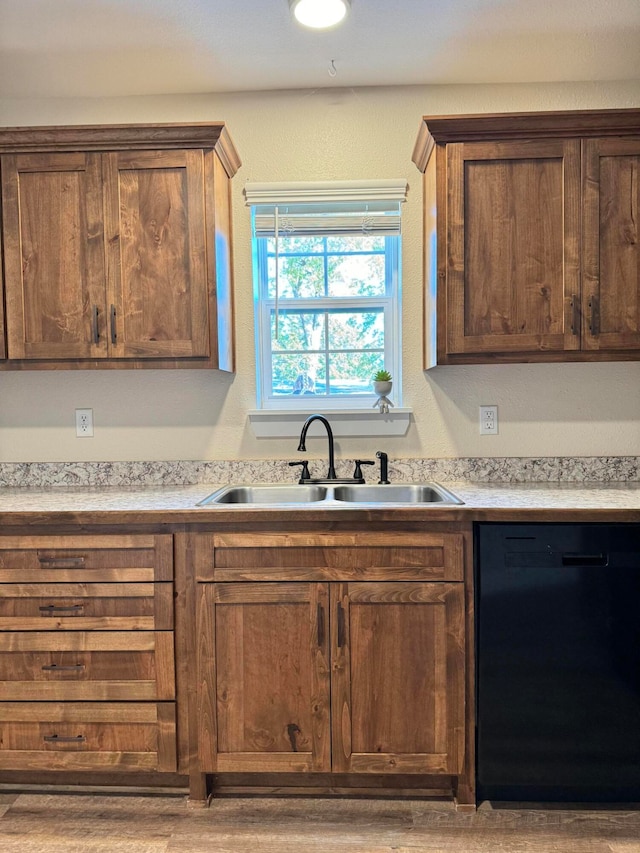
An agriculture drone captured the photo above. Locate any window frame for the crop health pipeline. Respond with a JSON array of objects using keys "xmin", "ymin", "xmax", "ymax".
[{"xmin": 250, "ymin": 200, "xmax": 403, "ymax": 413}]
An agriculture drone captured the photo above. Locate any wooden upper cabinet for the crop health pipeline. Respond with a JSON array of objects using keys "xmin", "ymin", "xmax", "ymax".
[
  {"xmin": 0, "ymin": 123, "xmax": 240, "ymax": 369},
  {"xmin": 582, "ymin": 137, "xmax": 640, "ymax": 352},
  {"xmin": 413, "ymin": 109, "xmax": 640, "ymax": 365},
  {"xmin": 1, "ymin": 152, "xmax": 107, "ymax": 360}
]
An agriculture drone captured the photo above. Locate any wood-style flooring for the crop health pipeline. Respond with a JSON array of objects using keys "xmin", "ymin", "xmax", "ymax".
[{"xmin": 0, "ymin": 792, "xmax": 638, "ymax": 852}]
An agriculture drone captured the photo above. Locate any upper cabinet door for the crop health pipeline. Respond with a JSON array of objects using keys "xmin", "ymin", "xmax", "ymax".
[
  {"xmin": 445, "ymin": 139, "xmax": 581, "ymax": 358},
  {"xmin": 582, "ymin": 138, "xmax": 640, "ymax": 351},
  {"xmin": 1, "ymin": 152, "xmax": 107, "ymax": 360},
  {"xmin": 103, "ymin": 150, "xmax": 210, "ymax": 359}
]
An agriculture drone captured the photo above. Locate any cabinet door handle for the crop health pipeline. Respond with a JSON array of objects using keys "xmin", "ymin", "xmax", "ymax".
[
  {"xmin": 41, "ymin": 663, "xmax": 85, "ymax": 672},
  {"xmin": 37, "ymin": 555, "xmax": 86, "ymax": 569},
  {"xmin": 589, "ymin": 296, "xmax": 600, "ymax": 336},
  {"xmin": 43, "ymin": 734, "xmax": 86, "ymax": 744},
  {"xmin": 110, "ymin": 304, "xmax": 117, "ymax": 344},
  {"xmin": 317, "ymin": 603, "xmax": 325, "ymax": 647},
  {"xmin": 337, "ymin": 602, "xmax": 346, "ymax": 648},
  {"xmin": 92, "ymin": 305, "xmax": 100, "ymax": 344},
  {"xmin": 39, "ymin": 604, "xmax": 84, "ymax": 615},
  {"xmin": 570, "ymin": 294, "xmax": 580, "ymax": 336}
]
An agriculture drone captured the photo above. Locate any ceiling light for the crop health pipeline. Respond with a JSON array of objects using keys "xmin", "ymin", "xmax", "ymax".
[{"xmin": 290, "ymin": 0, "xmax": 350, "ymax": 30}]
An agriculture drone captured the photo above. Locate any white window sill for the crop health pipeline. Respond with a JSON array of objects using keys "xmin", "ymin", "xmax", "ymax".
[{"xmin": 248, "ymin": 408, "xmax": 412, "ymax": 438}]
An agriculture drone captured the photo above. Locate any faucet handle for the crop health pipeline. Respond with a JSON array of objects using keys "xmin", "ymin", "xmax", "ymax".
[
  {"xmin": 353, "ymin": 459, "xmax": 375, "ymax": 481},
  {"xmin": 288, "ymin": 460, "xmax": 311, "ymax": 482}
]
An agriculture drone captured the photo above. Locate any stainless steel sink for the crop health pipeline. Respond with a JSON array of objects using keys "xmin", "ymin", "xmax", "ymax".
[
  {"xmin": 197, "ymin": 484, "xmax": 329, "ymax": 505},
  {"xmin": 332, "ymin": 483, "xmax": 464, "ymax": 504},
  {"xmin": 197, "ymin": 482, "xmax": 463, "ymax": 506}
]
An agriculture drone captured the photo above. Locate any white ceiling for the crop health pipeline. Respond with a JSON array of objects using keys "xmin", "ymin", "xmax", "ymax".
[{"xmin": 1, "ymin": 0, "xmax": 639, "ymax": 100}]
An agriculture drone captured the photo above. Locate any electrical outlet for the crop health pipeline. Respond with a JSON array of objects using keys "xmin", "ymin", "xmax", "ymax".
[
  {"xmin": 479, "ymin": 405, "xmax": 498, "ymax": 435},
  {"xmin": 75, "ymin": 408, "xmax": 94, "ymax": 437}
]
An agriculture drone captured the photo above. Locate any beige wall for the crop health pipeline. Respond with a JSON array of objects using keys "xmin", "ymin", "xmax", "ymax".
[{"xmin": 1, "ymin": 80, "xmax": 639, "ymax": 462}]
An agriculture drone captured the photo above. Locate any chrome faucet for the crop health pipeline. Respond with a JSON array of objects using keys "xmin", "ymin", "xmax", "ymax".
[{"xmin": 297, "ymin": 414, "xmax": 337, "ymax": 480}]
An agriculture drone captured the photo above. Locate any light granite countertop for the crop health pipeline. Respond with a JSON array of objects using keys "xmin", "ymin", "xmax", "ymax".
[{"xmin": 0, "ymin": 481, "xmax": 639, "ymax": 517}]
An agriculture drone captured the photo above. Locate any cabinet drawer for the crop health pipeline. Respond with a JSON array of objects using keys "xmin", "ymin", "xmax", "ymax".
[
  {"xmin": 198, "ymin": 531, "xmax": 465, "ymax": 582},
  {"xmin": 0, "ymin": 632, "xmax": 175, "ymax": 700},
  {"xmin": 0, "ymin": 702, "xmax": 176, "ymax": 772},
  {"xmin": 0, "ymin": 535, "xmax": 173, "ymax": 582},
  {"xmin": 0, "ymin": 583, "xmax": 173, "ymax": 630}
]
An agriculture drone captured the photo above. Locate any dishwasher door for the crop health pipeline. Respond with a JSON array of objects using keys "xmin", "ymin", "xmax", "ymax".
[{"xmin": 476, "ymin": 522, "xmax": 640, "ymax": 803}]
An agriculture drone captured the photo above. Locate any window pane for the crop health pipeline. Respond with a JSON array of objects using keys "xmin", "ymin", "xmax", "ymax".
[
  {"xmin": 329, "ymin": 352, "xmax": 385, "ymax": 396},
  {"xmin": 328, "ymin": 311, "xmax": 384, "ymax": 350},
  {"xmin": 267, "ymin": 235, "xmax": 324, "ymax": 254},
  {"xmin": 267, "ymin": 254, "xmax": 324, "ymax": 298},
  {"xmin": 271, "ymin": 310, "xmax": 325, "ymax": 352},
  {"xmin": 272, "ymin": 353, "xmax": 326, "ymax": 397},
  {"xmin": 327, "ymin": 252, "xmax": 385, "ymax": 297},
  {"xmin": 326, "ymin": 234, "xmax": 385, "ymax": 252}
]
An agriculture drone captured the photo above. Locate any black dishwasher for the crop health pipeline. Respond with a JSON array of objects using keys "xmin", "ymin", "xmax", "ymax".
[{"xmin": 476, "ymin": 522, "xmax": 640, "ymax": 802}]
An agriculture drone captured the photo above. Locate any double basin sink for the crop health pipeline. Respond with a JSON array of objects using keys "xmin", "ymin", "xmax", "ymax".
[{"xmin": 197, "ymin": 482, "xmax": 463, "ymax": 506}]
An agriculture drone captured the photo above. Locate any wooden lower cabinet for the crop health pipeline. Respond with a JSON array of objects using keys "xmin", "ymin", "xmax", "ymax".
[
  {"xmin": 193, "ymin": 527, "xmax": 471, "ymax": 804},
  {"xmin": 0, "ymin": 533, "xmax": 178, "ymax": 776}
]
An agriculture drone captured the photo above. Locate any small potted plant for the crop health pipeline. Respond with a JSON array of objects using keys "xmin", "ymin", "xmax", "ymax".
[{"xmin": 373, "ymin": 369, "xmax": 392, "ymax": 397}]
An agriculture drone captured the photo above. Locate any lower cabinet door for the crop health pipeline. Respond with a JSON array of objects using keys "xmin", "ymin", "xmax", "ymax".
[
  {"xmin": 0, "ymin": 702, "xmax": 177, "ymax": 772},
  {"xmin": 330, "ymin": 581, "xmax": 465, "ymax": 775},
  {"xmin": 197, "ymin": 582, "xmax": 331, "ymax": 773}
]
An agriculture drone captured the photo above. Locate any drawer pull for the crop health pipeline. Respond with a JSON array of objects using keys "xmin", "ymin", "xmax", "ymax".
[
  {"xmin": 92, "ymin": 304, "xmax": 100, "ymax": 345},
  {"xmin": 43, "ymin": 734, "xmax": 86, "ymax": 744},
  {"xmin": 337, "ymin": 602, "xmax": 346, "ymax": 648},
  {"xmin": 110, "ymin": 304, "xmax": 117, "ymax": 344},
  {"xmin": 39, "ymin": 604, "xmax": 84, "ymax": 615},
  {"xmin": 317, "ymin": 603, "xmax": 325, "ymax": 647},
  {"xmin": 41, "ymin": 664, "xmax": 85, "ymax": 672},
  {"xmin": 37, "ymin": 555, "xmax": 86, "ymax": 569}
]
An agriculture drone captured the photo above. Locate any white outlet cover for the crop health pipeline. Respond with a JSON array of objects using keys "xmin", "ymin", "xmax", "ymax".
[
  {"xmin": 75, "ymin": 408, "xmax": 94, "ymax": 437},
  {"xmin": 479, "ymin": 405, "xmax": 498, "ymax": 435}
]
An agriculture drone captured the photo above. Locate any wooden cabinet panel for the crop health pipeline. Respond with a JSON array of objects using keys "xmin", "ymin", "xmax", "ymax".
[
  {"xmin": 0, "ymin": 631, "xmax": 175, "ymax": 701},
  {"xmin": 103, "ymin": 149, "xmax": 210, "ymax": 358},
  {"xmin": 199, "ymin": 531, "xmax": 464, "ymax": 582},
  {"xmin": 446, "ymin": 140, "xmax": 580, "ymax": 357},
  {"xmin": 0, "ymin": 233, "xmax": 6, "ymax": 360},
  {"xmin": 0, "ymin": 534, "xmax": 173, "ymax": 582},
  {"xmin": 197, "ymin": 582, "xmax": 331, "ymax": 774},
  {"xmin": 1, "ymin": 152, "xmax": 107, "ymax": 360},
  {"xmin": 0, "ymin": 582, "xmax": 173, "ymax": 631},
  {"xmin": 583, "ymin": 137, "xmax": 640, "ymax": 351},
  {"xmin": 331, "ymin": 582, "xmax": 465, "ymax": 775},
  {"xmin": 0, "ymin": 702, "xmax": 176, "ymax": 771}
]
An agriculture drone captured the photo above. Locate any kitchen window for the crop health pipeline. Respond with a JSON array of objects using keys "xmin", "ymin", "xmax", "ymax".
[{"xmin": 246, "ymin": 181, "xmax": 406, "ymax": 415}]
